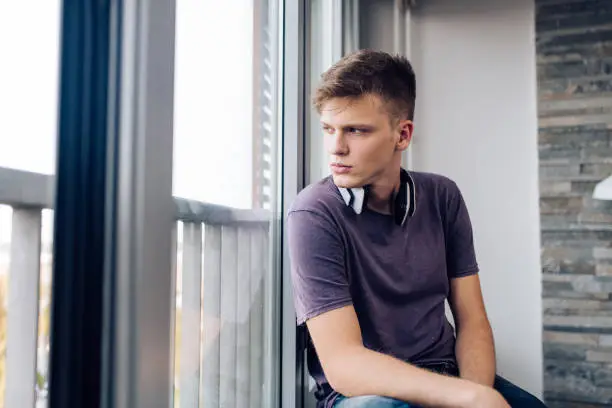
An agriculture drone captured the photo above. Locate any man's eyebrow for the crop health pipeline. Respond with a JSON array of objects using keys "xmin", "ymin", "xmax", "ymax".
[{"xmin": 320, "ymin": 121, "xmax": 376, "ymax": 129}]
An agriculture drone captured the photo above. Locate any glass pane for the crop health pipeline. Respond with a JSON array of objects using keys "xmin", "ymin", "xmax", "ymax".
[
  {"xmin": 0, "ymin": 3, "xmax": 61, "ymax": 175},
  {"xmin": 306, "ymin": 0, "xmax": 344, "ymax": 184},
  {"xmin": 0, "ymin": 3, "xmax": 60, "ymax": 408},
  {"xmin": 172, "ymin": 0, "xmax": 282, "ymax": 406},
  {"xmin": 0, "ymin": 0, "xmax": 61, "ymax": 408}
]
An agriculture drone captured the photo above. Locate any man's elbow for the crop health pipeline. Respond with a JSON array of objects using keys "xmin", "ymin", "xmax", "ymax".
[
  {"xmin": 327, "ymin": 370, "xmax": 355, "ymax": 398},
  {"xmin": 322, "ymin": 345, "xmax": 366, "ymax": 397},
  {"xmin": 326, "ymin": 369, "xmax": 359, "ymax": 398}
]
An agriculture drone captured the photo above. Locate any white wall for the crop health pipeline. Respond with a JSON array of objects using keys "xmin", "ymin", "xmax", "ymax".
[{"xmin": 410, "ymin": 0, "xmax": 543, "ymax": 396}]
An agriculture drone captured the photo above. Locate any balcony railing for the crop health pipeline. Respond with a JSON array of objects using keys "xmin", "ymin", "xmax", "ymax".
[{"xmin": 0, "ymin": 166, "xmax": 271, "ymax": 408}]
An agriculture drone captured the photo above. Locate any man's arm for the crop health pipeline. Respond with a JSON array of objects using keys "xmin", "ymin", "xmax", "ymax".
[
  {"xmin": 307, "ymin": 304, "xmax": 508, "ymax": 408},
  {"xmin": 449, "ymin": 274, "xmax": 496, "ymax": 386}
]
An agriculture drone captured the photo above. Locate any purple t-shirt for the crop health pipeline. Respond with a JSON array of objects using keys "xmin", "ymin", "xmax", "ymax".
[{"xmin": 287, "ymin": 170, "xmax": 479, "ymax": 407}]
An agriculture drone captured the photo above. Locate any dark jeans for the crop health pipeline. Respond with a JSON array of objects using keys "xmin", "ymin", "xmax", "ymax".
[{"xmin": 333, "ymin": 362, "xmax": 546, "ymax": 408}]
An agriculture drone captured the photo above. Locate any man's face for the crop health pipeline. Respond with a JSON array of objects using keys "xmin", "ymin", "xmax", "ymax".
[{"xmin": 320, "ymin": 95, "xmax": 411, "ymax": 188}]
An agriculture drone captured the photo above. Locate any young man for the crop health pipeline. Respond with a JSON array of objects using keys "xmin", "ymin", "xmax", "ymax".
[{"xmin": 287, "ymin": 50, "xmax": 546, "ymax": 408}]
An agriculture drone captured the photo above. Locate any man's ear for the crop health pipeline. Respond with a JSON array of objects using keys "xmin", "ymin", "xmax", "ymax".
[{"xmin": 396, "ymin": 119, "xmax": 414, "ymax": 151}]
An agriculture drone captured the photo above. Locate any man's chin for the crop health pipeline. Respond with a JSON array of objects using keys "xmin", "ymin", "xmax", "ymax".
[{"xmin": 331, "ymin": 174, "xmax": 363, "ymax": 189}]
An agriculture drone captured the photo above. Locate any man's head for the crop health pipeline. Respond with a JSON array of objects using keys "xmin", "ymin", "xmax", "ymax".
[{"xmin": 313, "ymin": 49, "xmax": 416, "ymax": 189}]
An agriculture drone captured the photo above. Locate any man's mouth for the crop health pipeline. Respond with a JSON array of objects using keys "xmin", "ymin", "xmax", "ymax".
[{"xmin": 330, "ymin": 163, "xmax": 352, "ymax": 174}]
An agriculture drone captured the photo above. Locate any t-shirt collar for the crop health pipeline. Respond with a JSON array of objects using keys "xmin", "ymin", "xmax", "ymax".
[{"xmin": 337, "ymin": 168, "xmax": 416, "ymax": 225}]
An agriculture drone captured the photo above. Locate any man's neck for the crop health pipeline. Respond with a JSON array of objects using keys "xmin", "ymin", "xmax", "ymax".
[{"xmin": 367, "ymin": 168, "xmax": 402, "ymax": 215}]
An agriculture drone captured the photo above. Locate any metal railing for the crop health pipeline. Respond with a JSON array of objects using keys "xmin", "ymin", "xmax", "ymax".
[{"xmin": 0, "ymin": 166, "xmax": 271, "ymax": 408}]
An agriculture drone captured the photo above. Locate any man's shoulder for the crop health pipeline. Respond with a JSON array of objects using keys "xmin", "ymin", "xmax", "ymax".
[
  {"xmin": 410, "ymin": 170, "xmax": 462, "ymax": 197},
  {"xmin": 289, "ymin": 176, "xmax": 346, "ymax": 215}
]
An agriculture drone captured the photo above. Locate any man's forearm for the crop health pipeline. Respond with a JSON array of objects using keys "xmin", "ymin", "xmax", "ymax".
[
  {"xmin": 327, "ymin": 346, "xmax": 481, "ymax": 408},
  {"xmin": 455, "ymin": 321, "xmax": 496, "ymax": 386}
]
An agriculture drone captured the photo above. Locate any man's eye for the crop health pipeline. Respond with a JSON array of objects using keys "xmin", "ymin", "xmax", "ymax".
[
  {"xmin": 349, "ymin": 128, "xmax": 364, "ymax": 134},
  {"xmin": 322, "ymin": 126, "xmax": 334, "ymax": 134}
]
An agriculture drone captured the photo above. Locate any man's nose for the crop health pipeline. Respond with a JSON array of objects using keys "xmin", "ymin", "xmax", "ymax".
[{"xmin": 327, "ymin": 132, "xmax": 349, "ymax": 156}]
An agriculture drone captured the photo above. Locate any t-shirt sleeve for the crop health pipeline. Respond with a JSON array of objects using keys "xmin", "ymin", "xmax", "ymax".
[
  {"xmin": 287, "ymin": 209, "xmax": 353, "ymax": 325},
  {"xmin": 445, "ymin": 183, "xmax": 480, "ymax": 279}
]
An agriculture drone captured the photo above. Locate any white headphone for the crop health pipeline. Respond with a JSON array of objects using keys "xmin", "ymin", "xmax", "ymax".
[{"xmin": 337, "ymin": 169, "xmax": 416, "ymax": 226}]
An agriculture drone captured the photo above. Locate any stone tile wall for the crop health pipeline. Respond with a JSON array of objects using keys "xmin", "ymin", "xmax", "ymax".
[{"xmin": 537, "ymin": 0, "xmax": 612, "ymax": 405}]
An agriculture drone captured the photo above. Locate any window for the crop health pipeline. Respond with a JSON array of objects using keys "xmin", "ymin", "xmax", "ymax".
[
  {"xmin": 0, "ymin": 3, "xmax": 61, "ymax": 408},
  {"xmin": 0, "ymin": 1, "xmax": 303, "ymax": 406},
  {"xmin": 171, "ymin": 0, "xmax": 282, "ymax": 406},
  {"xmin": 306, "ymin": 0, "xmax": 354, "ymax": 185}
]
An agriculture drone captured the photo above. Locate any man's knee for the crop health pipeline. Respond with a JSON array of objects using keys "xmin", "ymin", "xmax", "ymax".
[
  {"xmin": 334, "ymin": 395, "xmax": 412, "ymax": 408},
  {"xmin": 494, "ymin": 376, "xmax": 547, "ymax": 407}
]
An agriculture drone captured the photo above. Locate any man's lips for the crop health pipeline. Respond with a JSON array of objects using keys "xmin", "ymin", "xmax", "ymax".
[{"xmin": 330, "ymin": 163, "xmax": 352, "ymax": 174}]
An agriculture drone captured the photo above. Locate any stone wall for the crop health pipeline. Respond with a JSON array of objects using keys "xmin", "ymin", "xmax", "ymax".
[{"xmin": 537, "ymin": 0, "xmax": 612, "ymax": 406}]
